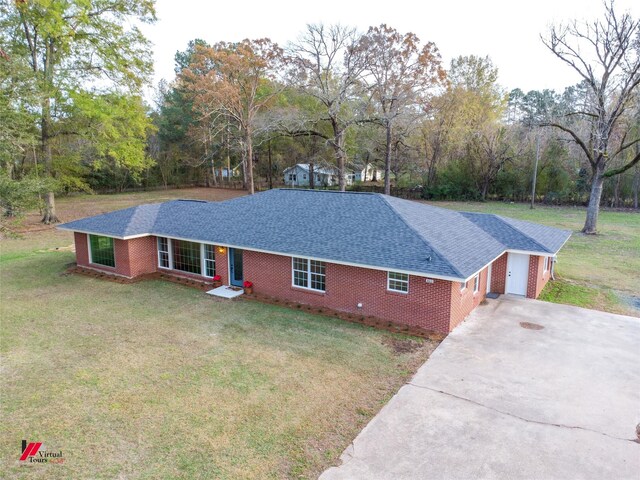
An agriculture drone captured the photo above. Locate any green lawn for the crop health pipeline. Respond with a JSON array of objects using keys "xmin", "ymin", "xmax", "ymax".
[
  {"xmin": 1, "ymin": 188, "xmax": 437, "ymax": 478},
  {"xmin": 1, "ymin": 188, "xmax": 637, "ymax": 478},
  {"xmin": 0, "ymin": 250, "xmax": 434, "ymax": 479},
  {"xmin": 422, "ymin": 200, "xmax": 640, "ymax": 315}
]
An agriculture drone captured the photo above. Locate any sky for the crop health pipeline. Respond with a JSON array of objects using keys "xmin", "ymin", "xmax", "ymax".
[{"xmin": 140, "ymin": 0, "xmax": 640, "ymax": 99}]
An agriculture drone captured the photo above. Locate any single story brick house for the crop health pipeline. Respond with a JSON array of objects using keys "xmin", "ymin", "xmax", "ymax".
[{"xmin": 59, "ymin": 190, "xmax": 571, "ymax": 333}]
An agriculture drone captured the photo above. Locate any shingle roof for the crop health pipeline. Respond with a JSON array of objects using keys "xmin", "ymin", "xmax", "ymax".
[
  {"xmin": 460, "ymin": 212, "xmax": 570, "ymax": 254},
  {"xmin": 59, "ymin": 189, "xmax": 571, "ymax": 281}
]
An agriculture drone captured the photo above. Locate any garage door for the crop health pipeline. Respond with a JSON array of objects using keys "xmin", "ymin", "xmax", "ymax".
[{"xmin": 506, "ymin": 253, "xmax": 529, "ymax": 296}]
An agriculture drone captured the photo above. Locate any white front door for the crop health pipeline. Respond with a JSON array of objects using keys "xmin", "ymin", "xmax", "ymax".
[{"xmin": 506, "ymin": 253, "xmax": 529, "ymax": 296}]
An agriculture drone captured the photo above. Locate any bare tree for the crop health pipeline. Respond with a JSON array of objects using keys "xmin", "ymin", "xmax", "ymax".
[
  {"xmin": 467, "ymin": 126, "xmax": 518, "ymax": 200},
  {"xmin": 182, "ymin": 39, "xmax": 284, "ymax": 194},
  {"xmin": 359, "ymin": 25, "xmax": 445, "ymax": 194},
  {"xmin": 541, "ymin": 1, "xmax": 640, "ymax": 233},
  {"xmin": 287, "ymin": 24, "xmax": 369, "ymax": 191}
]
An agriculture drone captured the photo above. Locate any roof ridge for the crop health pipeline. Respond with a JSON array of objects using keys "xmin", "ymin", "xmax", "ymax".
[
  {"xmin": 378, "ymin": 195, "xmax": 464, "ymax": 278},
  {"xmin": 492, "ymin": 214, "xmax": 551, "ymax": 253},
  {"xmin": 276, "ymin": 188, "xmax": 376, "ymax": 195}
]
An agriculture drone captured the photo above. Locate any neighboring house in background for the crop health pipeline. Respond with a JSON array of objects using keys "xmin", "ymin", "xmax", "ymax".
[
  {"xmin": 350, "ymin": 163, "xmax": 384, "ymax": 183},
  {"xmin": 58, "ymin": 189, "xmax": 571, "ymax": 334},
  {"xmin": 283, "ymin": 163, "xmax": 353, "ymax": 187},
  {"xmin": 219, "ymin": 164, "xmax": 241, "ymax": 179}
]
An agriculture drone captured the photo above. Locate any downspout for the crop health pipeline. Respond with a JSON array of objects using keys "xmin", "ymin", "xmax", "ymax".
[{"xmin": 551, "ymin": 256, "xmax": 557, "ymax": 280}]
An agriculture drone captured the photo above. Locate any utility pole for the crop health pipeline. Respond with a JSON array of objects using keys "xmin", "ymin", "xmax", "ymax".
[
  {"xmin": 530, "ymin": 131, "xmax": 540, "ymax": 209},
  {"xmin": 267, "ymin": 139, "xmax": 273, "ymax": 190}
]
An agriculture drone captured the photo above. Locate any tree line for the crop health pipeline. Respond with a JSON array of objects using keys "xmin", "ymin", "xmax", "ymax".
[{"xmin": 1, "ymin": 0, "xmax": 639, "ymax": 234}]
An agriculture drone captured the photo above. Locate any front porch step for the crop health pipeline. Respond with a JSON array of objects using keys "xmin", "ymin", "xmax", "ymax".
[{"xmin": 206, "ymin": 285, "xmax": 245, "ymax": 299}]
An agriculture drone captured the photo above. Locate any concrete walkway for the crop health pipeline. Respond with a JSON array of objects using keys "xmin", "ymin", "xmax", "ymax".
[{"xmin": 321, "ymin": 296, "xmax": 640, "ymax": 480}]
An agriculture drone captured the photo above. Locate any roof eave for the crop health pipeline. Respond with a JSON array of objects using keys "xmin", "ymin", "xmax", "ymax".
[{"xmin": 56, "ymin": 225, "xmax": 149, "ymax": 241}]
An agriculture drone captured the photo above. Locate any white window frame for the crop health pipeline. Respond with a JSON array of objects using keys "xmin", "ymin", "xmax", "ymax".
[
  {"xmin": 87, "ymin": 234, "xmax": 116, "ymax": 268},
  {"xmin": 460, "ymin": 280, "xmax": 467, "ymax": 292},
  {"xmin": 203, "ymin": 243, "xmax": 215, "ymax": 278},
  {"xmin": 473, "ymin": 274, "xmax": 480, "ymax": 293},
  {"xmin": 157, "ymin": 236, "xmax": 172, "ymax": 270},
  {"xmin": 387, "ymin": 271, "xmax": 409, "ymax": 293},
  {"xmin": 543, "ymin": 256, "xmax": 549, "ymax": 272},
  {"xmin": 291, "ymin": 257, "xmax": 326, "ymax": 292}
]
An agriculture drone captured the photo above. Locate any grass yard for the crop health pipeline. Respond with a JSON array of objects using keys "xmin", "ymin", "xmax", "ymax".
[
  {"xmin": 1, "ymin": 241, "xmax": 435, "ymax": 479},
  {"xmin": 421, "ymin": 200, "xmax": 640, "ymax": 316},
  {"xmin": 1, "ymin": 187, "xmax": 638, "ymax": 478}
]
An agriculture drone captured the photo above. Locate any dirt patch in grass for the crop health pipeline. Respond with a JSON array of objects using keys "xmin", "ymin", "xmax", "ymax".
[{"xmin": 381, "ymin": 336, "xmax": 425, "ymax": 355}]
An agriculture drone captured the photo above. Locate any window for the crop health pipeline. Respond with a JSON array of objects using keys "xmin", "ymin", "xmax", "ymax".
[
  {"xmin": 543, "ymin": 256, "xmax": 550, "ymax": 272},
  {"xmin": 157, "ymin": 237, "xmax": 170, "ymax": 269},
  {"xmin": 310, "ymin": 260, "xmax": 326, "ymax": 291},
  {"xmin": 292, "ymin": 257, "xmax": 326, "ymax": 292},
  {"xmin": 460, "ymin": 280, "xmax": 467, "ymax": 291},
  {"xmin": 292, "ymin": 257, "xmax": 308, "ymax": 288},
  {"xmin": 387, "ymin": 271, "xmax": 409, "ymax": 293},
  {"xmin": 204, "ymin": 244, "xmax": 215, "ymax": 277},
  {"xmin": 89, "ymin": 235, "xmax": 115, "ymax": 267},
  {"xmin": 172, "ymin": 239, "xmax": 201, "ymax": 274},
  {"xmin": 473, "ymin": 274, "xmax": 480, "ymax": 293},
  {"xmin": 288, "ymin": 173, "xmax": 293, "ymax": 181},
  {"xmin": 303, "ymin": 174, "xmax": 307, "ymax": 179}
]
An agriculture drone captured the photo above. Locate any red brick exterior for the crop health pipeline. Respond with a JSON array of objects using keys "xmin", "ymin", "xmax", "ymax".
[
  {"xmin": 123, "ymin": 236, "xmax": 157, "ymax": 277},
  {"xmin": 490, "ymin": 253, "xmax": 507, "ymax": 294},
  {"xmin": 71, "ymin": 233, "xmax": 553, "ymax": 334},
  {"xmin": 75, "ymin": 232, "xmax": 156, "ymax": 278},
  {"xmin": 74, "ymin": 232, "xmax": 90, "ymax": 267},
  {"xmin": 215, "ymin": 248, "xmax": 229, "ymax": 285},
  {"xmin": 527, "ymin": 255, "xmax": 550, "ymax": 299},
  {"xmin": 449, "ymin": 266, "xmax": 489, "ymax": 330},
  {"xmin": 242, "ymin": 250, "xmax": 454, "ymax": 333}
]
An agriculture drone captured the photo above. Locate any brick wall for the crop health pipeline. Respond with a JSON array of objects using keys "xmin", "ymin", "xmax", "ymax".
[
  {"xmin": 75, "ymin": 232, "xmax": 119, "ymax": 275},
  {"xmin": 215, "ymin": 248, "xmax": 228, "ymax": 285},
  {"xmin": 74, "ymin": 232, "xmax": 156, "ymax": 278},
  {"xmin": 527, "ymin": 255, "xmax": 550, "ymax": 299},
  {"xmin": 74, "ymin": 232, "xmax": 90, "ymax": 267},
  {"xmin": 124, "ymin": 236, "xmax": 157, "ymax": 277},
  {"xmin": 72, "ymin": 233, "xmax": 516, "ymax": 333},
  {"xmin": 490, "ymin": 253, "xmax": 507, "ymax": 294},
  {"xmin": 242, "ymin": 250, "xmax": 454, "ymax": 333},
  {"xmin": 449, "ymin": 266, "xmax": 489, "ymax": 330}
]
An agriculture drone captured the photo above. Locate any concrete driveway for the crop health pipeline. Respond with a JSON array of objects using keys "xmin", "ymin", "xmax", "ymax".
[{"xmin": 321, "ymin": 296, "xmax": 640, "ymax": 480}]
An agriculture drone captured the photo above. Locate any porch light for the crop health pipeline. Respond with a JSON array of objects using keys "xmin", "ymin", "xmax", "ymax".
[{"xmin": 217, "ymin": 246, "xmax": 226, "ymax": 254}]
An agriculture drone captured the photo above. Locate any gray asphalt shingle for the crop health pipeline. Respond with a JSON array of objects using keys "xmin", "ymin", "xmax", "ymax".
[
  {"xmin": 59, "ymin": 189, "xmax": 571, "ymax": 280},
  {"xmin": 461, "ymin": 212, "xmax": 571, "ymax": 254}
]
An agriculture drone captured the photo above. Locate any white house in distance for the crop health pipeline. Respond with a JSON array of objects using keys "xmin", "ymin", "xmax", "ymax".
[
  {"xmin": 284, "ymin": 162, "xmax": 384, "ymax": 187},
  {"xmin": 219, "ymin": 164, "xmax": 241, "ymax": 179},
  {"xmin": 350, "ymin": 163, "xmax": 384, "ymax": 183},
  {"xmin": 283, "ymin": 163, "xmax": 353, "ymax": 187}
]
